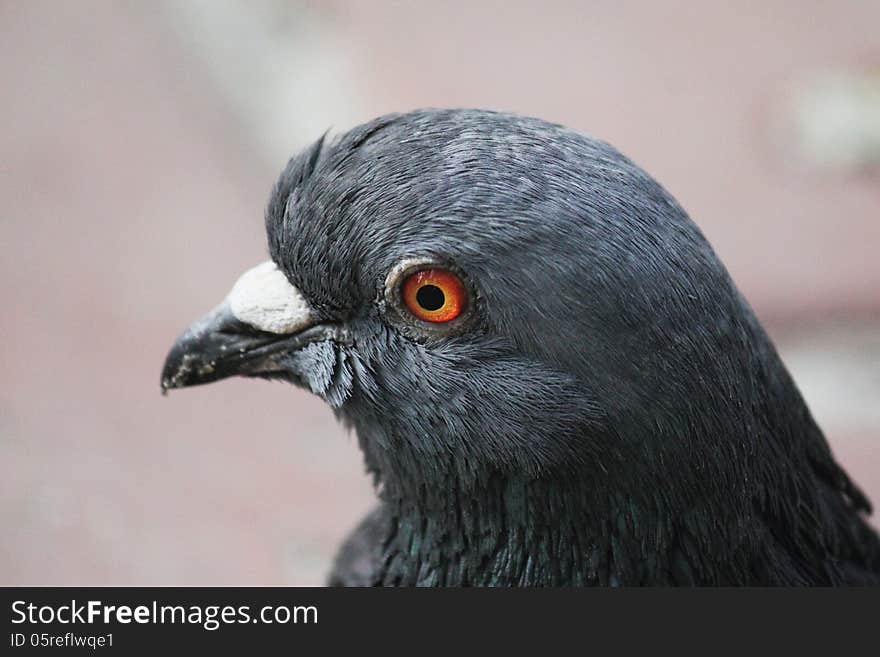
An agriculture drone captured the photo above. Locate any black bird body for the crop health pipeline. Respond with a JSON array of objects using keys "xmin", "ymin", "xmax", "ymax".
[{"xmin": 163, "ymin": 109, "xmax": 880, "ymax": 585}]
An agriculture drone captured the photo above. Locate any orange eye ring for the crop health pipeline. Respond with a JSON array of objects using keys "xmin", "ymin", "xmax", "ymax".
[{"xmin": 401, "ymin": 268, "xmax": 467, "ymax": 323}]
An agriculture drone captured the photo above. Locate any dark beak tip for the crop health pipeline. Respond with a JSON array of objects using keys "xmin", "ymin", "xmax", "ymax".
[
  {"xmin": 159, "ymin": 302, "xmax": 264, "ymax": 393},
  {"xmin": 160, "ymin": 339, "xmax": 205, "ymax": 393},
  {"xmin": 160, "ymin": 324, "xmax": 206, "ymax": 394},
  {"xmin": 159, "ymin": 351, "xmax": 184, "ymax": 395},
  {"xmin": 159, "ymin": 371, "xmax": 176, "ymax": 396}
]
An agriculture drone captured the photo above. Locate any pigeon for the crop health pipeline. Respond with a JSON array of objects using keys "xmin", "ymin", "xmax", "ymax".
[{"xmin": 161, "ymin": 109, "xmax": 880, "ymax": 586}]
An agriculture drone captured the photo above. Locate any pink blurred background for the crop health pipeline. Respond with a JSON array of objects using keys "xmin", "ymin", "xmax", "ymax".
[{"xmin": 1, "ymin": 1, "xmax": 878, "ymax": 585}]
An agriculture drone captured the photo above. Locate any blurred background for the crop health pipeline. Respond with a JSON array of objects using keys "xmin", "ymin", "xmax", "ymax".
[{"xmin": 1, "ymin": 0, "xmax": 878, "ymax": 585}]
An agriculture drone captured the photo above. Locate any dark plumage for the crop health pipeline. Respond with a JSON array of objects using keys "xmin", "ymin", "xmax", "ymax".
[{"xmin": 162, "ymin": 109, "xmax": 880, "ymax": 585}]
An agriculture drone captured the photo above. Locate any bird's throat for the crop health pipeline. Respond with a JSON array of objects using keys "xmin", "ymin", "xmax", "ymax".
[{"xmin": 374, "ymin": 472, "xmax": 613, "ymax": 586}]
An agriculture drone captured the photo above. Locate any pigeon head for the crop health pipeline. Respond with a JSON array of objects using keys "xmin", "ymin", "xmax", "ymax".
[
  {"xmin": 161, "ymin": 109, "xmax": 721, "ymax": 486},
  {"xmin": 162, "ymin": 110, "xmax": 878, "ymax": 585}
]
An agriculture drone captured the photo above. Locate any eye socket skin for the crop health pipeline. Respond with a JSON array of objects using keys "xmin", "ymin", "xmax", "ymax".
[{"xmin": 401, "ymin": 268, "xmax": 467, "ymax": 323}]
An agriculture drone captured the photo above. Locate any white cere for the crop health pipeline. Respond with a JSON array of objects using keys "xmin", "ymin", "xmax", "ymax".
[{"xmin": 228, "ymin": 261, "xmax": 312, "ymax": 334}]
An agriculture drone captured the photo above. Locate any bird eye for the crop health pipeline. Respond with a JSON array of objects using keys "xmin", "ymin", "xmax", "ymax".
[{"xmin": 401, "ymin": 268, "xmax": 467, "ymax": 323}]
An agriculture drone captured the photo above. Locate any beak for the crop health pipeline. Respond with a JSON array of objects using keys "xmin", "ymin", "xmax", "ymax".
[{"xmin": 161, "ymin": 261, "xmax": 333, "ymax": 393}]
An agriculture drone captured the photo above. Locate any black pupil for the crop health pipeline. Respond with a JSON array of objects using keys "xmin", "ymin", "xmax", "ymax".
[{"xmin": 416, "ymin": 284, "xmax": 445, "ymax": 311}]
